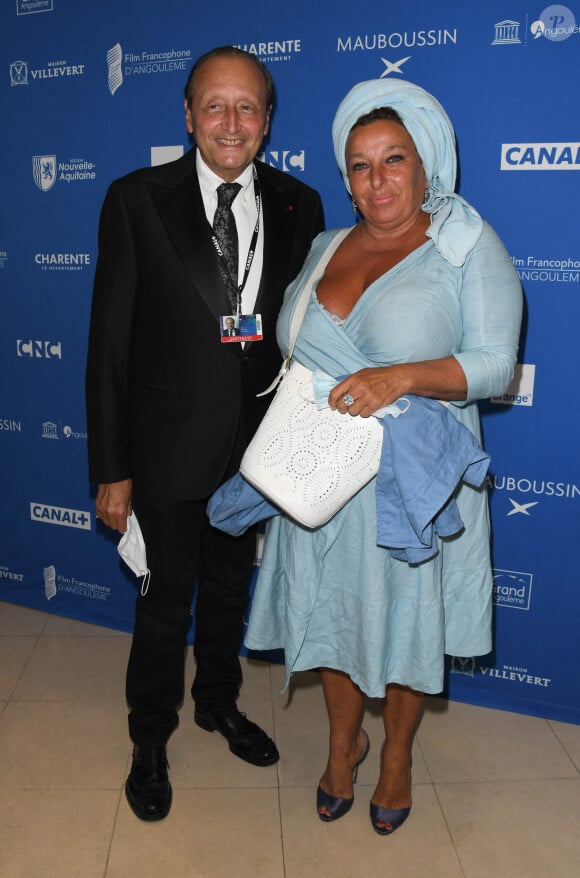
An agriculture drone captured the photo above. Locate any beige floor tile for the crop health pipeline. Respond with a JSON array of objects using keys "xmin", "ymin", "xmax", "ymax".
[
  {"xmin": 11, "ymin": 634, "xmax": 130, "ymax": 702},
  {"xmin": 0, "ymin": 636, "xmax": 37, "ymax": 699},
  {"xmin": 280, "ymin": 784, "xmax": 463, "ymax": 878},
  {"xmin": 43, "ymin": 613, "xmax": 130, "ymax": 636},
  {"xmin": 549, "ymin": 718, "xmax": 580, "ymax": 770},
  {"xmin": 436, "ymin": 778, "xmax": 580, "ymax": 878},
  {"xmin": 0, "ymin": 701, "xmax": 129, "ymax": 789},
  {"xmin": 0, "ymin": 600, "xmax": 47, "ymax": 635},
  {"xmin": 0, "ymin": 789, "xmax": 119, "ymax": 878},
  {"xmin": 418, "ymin": 697, "xmax": 576, "ymax": 782},
  {"xmin": 106, "ymin": 788, "xmax": 284, "ymax": 878},
  {"xmin": 272, "ymin": 669, "xmax": 429, "ymax": 788},
  {"xmin": 170, "ymin": 699, "xmax": 278, "ymax": 789}
]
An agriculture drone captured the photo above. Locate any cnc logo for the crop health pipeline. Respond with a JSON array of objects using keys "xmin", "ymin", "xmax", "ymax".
[
  {"xmin": 17, "ymin": 339, "xmax": 62, "ymax": 359},
  {"xmin": 493, "ymin": 569, "xmax": 533, "ymax": 610},
  {"xmin": 30, "ymin": 503, "xmax": 91, "ymax": 530},
  {"xmin": 258, "ymin": 149, "xmax": 305, "ymax": 173},
  {"xmin": 33, "ymin": 154, "xmax": 56, "ymax": 191},
  {"xmin": 501, "ymin": 143, "xmax": 580, "ymax": 170},
  {"xmin": 9, "ymin": 60, "xmax": 28, "ymax": 86}
]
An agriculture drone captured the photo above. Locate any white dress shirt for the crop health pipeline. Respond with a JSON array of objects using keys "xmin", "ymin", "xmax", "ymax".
[{"xmin": 196, "ymin": 151, "xmax": 264, "ymax": 316}]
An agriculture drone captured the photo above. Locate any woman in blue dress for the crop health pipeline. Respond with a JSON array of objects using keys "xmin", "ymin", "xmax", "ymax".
[{"xmin": 245, "ymin": 79, "xmax": 523, "ymax": 835}]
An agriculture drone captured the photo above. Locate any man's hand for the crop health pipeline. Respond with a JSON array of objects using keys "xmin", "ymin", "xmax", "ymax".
[{"xmin": 95, "ymin": 479, "xmax": 132, "ymax": 533}]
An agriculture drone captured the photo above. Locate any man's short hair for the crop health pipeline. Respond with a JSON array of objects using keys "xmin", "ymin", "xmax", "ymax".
[{"xmin": 184, "ymin": 46, "xmax": 275, "ymax": 109}]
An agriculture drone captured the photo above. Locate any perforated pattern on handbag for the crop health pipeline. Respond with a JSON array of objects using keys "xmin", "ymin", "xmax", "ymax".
[{"xmin": 240, "ymin": 362, "xmax": 383, "ymax": 528}]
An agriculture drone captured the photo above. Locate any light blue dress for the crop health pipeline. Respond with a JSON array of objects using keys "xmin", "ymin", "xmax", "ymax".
[{"xmin": 245, "ymin": 225, "xmax": 522, "ymax": 696}]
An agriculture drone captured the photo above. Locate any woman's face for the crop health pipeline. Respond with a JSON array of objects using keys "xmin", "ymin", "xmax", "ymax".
[{"xmin": 346, "ymin": 119, "xmax": 428, "ymax": 233}]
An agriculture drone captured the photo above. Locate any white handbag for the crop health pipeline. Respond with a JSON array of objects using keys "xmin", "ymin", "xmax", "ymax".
[{"xmin": 240, "ymin": 230, "xmax": 383, "ymax": 528}]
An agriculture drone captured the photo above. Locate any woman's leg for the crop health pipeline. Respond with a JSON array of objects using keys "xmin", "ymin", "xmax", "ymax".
[
  {"xmin": 318, "ymin": 668, "xmax": 367, "ymax": 811},
  {"xmin": 372, "ymin": 683, "xmax": 423, "ymax": 811}
]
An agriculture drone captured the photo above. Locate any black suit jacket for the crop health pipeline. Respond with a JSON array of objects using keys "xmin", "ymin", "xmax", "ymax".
[{"xmin": 86, "ymin": 148, "xmax": 324, "ymax": 499}]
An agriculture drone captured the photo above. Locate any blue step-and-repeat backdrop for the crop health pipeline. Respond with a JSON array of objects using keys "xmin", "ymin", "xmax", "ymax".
[{"xmin": 1, "ymin": 0, "xmax": 579, "ymax": 722}]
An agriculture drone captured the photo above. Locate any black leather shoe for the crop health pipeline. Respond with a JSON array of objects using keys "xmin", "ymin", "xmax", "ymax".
[
  {"xmin": 125, "ymin": 745, "xmax": 172, "ymax": 821},
  {"xmin": 194, "ymin": 705, "xmax": 279, "ymax": 767}
]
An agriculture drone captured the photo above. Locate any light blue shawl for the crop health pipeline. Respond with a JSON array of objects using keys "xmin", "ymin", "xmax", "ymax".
[{"xmin": 331, "ymin": 78, "xmax": 483, "ymax": 267}]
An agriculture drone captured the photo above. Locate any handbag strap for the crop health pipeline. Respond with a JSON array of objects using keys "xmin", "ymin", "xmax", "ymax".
[{"xmin": 257, "ymin": 228, "xmax": 351, "ymax": 396}]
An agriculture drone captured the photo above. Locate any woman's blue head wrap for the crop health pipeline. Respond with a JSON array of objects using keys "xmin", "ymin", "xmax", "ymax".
[{"xmin": 331, "ymin": 78, "xmax": 483, "ymax": 267}]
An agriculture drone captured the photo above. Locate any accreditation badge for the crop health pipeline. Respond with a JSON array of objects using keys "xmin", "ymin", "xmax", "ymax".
[{"xmin": 220, "ymin": 314, "xmax": 263, "ymax": 343}]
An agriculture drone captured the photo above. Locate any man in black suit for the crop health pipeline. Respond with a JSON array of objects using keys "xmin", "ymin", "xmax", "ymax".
[{"xmin": 85, "ymin": 46, "xmax": 323, "ymax": 822}]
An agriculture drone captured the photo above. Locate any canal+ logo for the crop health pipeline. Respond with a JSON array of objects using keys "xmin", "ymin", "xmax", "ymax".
[
  {"xmin": 30, "ymin": 503, "xmax": 91, "ymax": 530},
  {"xmin": 501, "ymin": 142, "xmax": 580, "ymax": 170}
]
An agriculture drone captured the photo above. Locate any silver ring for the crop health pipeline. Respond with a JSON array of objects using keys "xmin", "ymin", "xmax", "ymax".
[{"xmin": 342, "ymin": 393, "xmax": 355, "ymax": 407}]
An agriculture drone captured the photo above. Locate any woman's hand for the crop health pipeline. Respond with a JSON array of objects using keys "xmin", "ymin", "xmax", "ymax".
[
  {"xmin": 328, "ymin": 357, "xmax": 468, "ymax": 417},
  {"xmin": 329, "ymin": 367, "xmax": 407, "ymax": 417}
]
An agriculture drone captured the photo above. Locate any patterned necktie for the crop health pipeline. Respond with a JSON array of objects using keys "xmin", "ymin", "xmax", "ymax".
[{"xmin": 213, "ymin": 182, "xmax": 242, "ymax": 298}]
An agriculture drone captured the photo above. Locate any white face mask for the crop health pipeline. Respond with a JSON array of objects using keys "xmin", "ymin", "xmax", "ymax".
[{"xmin": 117, "ymin": 512, "xmax": 150, "ymax": 595}]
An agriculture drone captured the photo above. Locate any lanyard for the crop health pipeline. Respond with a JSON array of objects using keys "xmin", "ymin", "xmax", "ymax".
[{"xmin": 210, "ymin": 166, "xmax": 261, "ymax": 315}]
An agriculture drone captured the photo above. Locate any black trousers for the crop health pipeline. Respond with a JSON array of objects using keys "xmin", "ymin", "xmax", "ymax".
[{"xmin": 126, "ymin": 486, "xmax": 256, "ymax": 747}]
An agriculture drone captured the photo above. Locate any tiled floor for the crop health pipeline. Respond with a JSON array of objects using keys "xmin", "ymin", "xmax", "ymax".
[{"xmin": 1, "ymin": 600, "xmax": 579, "ymax": 878}]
